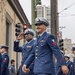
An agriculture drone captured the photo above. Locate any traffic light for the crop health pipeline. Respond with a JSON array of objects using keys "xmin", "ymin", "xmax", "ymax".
[
  {"xmin": 59, "ymin": 39, "xmax": 64, "ymax": 50},
  {"xmin": 15, "ymin": 23, "xmax": 21, "ymax": 36},
  {"xmin": 36, "ymin": 0, "xmax": 41, "ymax": 5},
  {"xmin": 23, "ymin": 24, "xmax": 28, "ymax": 31}
]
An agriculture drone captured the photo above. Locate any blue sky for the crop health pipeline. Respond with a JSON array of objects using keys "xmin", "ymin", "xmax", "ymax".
[{"xmin": 19, "ymin": 0, "xmax": 75, "ymax": 43}]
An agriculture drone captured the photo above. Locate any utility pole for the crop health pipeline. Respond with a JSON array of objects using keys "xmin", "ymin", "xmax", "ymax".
[
  {"xmin": 31, "ymin": 0, "xmax": 41, "ymax": 31},
  {"xmin": 31, "ymin": 0, "xmax": 36, "ymax": 30},
  {"xmin": 51, "ymin": 0, "xmax": 58, "ymax": 42}
]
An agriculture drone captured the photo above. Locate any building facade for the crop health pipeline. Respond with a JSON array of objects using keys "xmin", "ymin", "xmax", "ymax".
[
  {"xmin": 36, "ymin": 5, "xmax": 51, "ymax": 33},
  {"xmin": 63, "ymin": 38, "xmax": 73, "ymax": 61},
  {"xmin": 0, "ymin": 0, "xmax": 30, "ymax": 69}
]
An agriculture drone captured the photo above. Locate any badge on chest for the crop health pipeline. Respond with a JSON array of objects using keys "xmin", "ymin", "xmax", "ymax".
[{"xmin": 26, "ymin": 46, "xmax": 32, "ymax": 48}]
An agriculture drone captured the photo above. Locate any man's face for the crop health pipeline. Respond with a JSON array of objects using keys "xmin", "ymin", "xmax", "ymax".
[
  {"xmin": 0, "ymin": 48, "xmax": 6, "ymax": 54},
  {"xmin": 25, "ymin": 34, "xmax": 33, "ymax": 41},
  {"xmin": 73, "ymin": 50, "xmax": 75, "ymax": 55},
  {"xmin": 12, "ymin": 61, "xmax": 15, "ymax": 66},
  {"xmin": 36, "ymin": 24, "xmax": 46, "ymax": 34},
  {"xmin": 65, "ymin": 58, "xmax": 69, "ymax": 61}
]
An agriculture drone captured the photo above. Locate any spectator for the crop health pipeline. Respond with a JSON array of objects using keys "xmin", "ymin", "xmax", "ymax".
[
  {"xmin": 9, "ymin": 59, "xmax": 16, "ymax": 75},
  {"xmin": 0, "ymin": 45, "xmax": 9, "ymax": 75}
]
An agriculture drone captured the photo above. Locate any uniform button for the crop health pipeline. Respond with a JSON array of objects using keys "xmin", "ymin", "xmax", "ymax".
[
  {"xmin": 36, "ymin": 53, "xmax": 38, "ymax": 55},
  {"xmin": 35, "ymin": 57, "xmax": 37, "ymax": 59},
  {"xmin": 45, "ymin": 60, "xmax": 47, "ymax": 62},
  {"xmin": 36, "ymin": 46, "xmax": 38, "ymax": 48},
  {"xmin": 36, "ymin": 49, "xmax": 38, "ymax": 51}
]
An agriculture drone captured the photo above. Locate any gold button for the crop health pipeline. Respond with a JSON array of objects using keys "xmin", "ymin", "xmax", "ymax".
[
  {"xmin": 36, "ymin": 46, "xmax": 38, "ymax": 48},
  {"xmin": 36, "ymin": 53, "xmax": 38, "ymax": 55},
  {"xmin": 36, "ymin": 49, "xmax": 38, "ymax": 51},
  {"xmin": 35, "ymin": 57, "xmax": 37, "ymax": 59}
]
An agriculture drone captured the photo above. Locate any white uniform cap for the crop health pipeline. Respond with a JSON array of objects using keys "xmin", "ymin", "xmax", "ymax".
[
  {"xmin": 35, "ymin": 17, "xmax": 49, "ymax": 26},
  {"xmin": 24, "ymin": 28, "xmax": 36, "ymax": 37}
]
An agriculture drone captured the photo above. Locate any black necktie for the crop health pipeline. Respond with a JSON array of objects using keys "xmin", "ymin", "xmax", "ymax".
[{"xmin": 37, "ymin": 36, "xmax": 40, "ymax": 42}]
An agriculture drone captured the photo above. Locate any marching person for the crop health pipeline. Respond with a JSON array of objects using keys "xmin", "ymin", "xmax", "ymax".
[
  {"xmin": 14, "ymin": 28, "xmax": 36, "ymax": 75},
  {"xmin": 0, "ymin": 45, "xmax": 9, "ymax": 75},
  {"xmin": 22, "ymin": 18, "xmax": 69, "ymax": 75},
  {"xmin": 56, "ymin": 55, "xmax": 74, "ymax": 75},
  {"xmin": 64, "ymin": 55, "xmax": 74, "ymax": 75},
  {"xmin": 55, "ymin": 50, "xmax": 65, "ymax": 75},
  {"xmin": 72, "ymin": 47, "xmax": 75, "ymax": 75}
]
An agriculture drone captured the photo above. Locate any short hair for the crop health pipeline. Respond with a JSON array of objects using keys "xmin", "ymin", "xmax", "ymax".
[{"xmin": 11, "ymin": 59, "xmax": 15, "ymax": 64}]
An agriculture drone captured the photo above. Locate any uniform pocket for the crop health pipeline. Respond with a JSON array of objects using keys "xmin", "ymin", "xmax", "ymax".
[{"xmin": 40, "ymin": 41, "xmax": 46, "ymax": 46}]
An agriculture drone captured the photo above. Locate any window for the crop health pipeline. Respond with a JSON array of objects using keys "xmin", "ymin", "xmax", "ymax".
[{"xmin": 6, "ymin": 21, "xmax": 9, "ymax": 46}]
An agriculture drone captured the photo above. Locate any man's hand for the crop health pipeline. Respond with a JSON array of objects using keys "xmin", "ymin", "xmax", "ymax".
[
  {"xmin": 22, "ymin": 64, "xmax": 30, "ymax": 74},
  {"xmin": 17, "ymin": 32, "xmax": 24, "ymax": 40},
  {"xmin": 61, "ymin": 65, "xmax": 69, "ymax": 75}
]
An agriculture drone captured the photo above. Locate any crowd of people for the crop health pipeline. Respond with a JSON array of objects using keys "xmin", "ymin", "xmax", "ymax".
[
  {"xmin": 0, "ymin": 45, "xmax": 16, "ymax": 75},
  {"xmin": 0, "ymin": 18, "xmax": 75, "ymax": 75}
]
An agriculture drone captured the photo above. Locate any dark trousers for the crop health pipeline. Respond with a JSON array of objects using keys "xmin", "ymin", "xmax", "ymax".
[{"xmin": 36, "ymin": 74, "xmax": 52, "ymax": 75}]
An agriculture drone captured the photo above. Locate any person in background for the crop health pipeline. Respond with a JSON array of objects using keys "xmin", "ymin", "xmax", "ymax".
[
  {"xmin": 22, "ymin": 18, "xmax": 69, "ymax": 75},
  {"xmin": 56, "ymin": 55, "xmax": 74, "ymax": 75},
  {"xmin": 14, "ymin": 28, "xmax": 36, "ymax": 75},
  {"xmin": 72, "ymin": 47, "xmax": 75, "ymax": 75},
  {"xmin": 64, "ymin": 55, "xmax": 74, "ymax": 75},
  {"xmin": 55, "ymin": 50, "xmax": 65, "ymax": 75},
  {"xmin": 0, "ymin": 45, "xmax": 9, "ymax": 75},
  {"xmin": 9, "ymin": 59, "xmax": 16, "ymax": 75}
]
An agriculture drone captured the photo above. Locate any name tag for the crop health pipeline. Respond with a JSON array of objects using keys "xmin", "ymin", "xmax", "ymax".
[
  {"xmin": 40, "ymin": 40, "xmax": 45, "ymax": 42},
  {"xmin": 27, "ymin": 46, "xmax": 31, "ymax": 48}
]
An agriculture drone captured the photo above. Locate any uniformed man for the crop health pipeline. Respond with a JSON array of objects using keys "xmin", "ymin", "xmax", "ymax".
[
  {"xmin": 65, "ymin": 55, "xmax": 74, "ymax": 75},
  {"xmin": 14, "ymin": 28, "xmax": 35, "ymax": 75},
  {"xmin": 0, "ymin": 52, "xmax": 2, "ymax": 75},
  {"xmin": 55, "ymin": 50, "xmax": 65, "ymax": 75},
  {"xmin": 56, "ymin": 55, "xmax": 74, "ymax": 75},
  {"xmin": 22, "ymin": 18, "xmax": 69, "ymax": 75},
  {"xmin": 72, "ymin": 47, "xmax": 75, "ymax": 75},
  {"xmin": 0, "ymin": 45, "xmax": 9, "ymax": 75}
]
